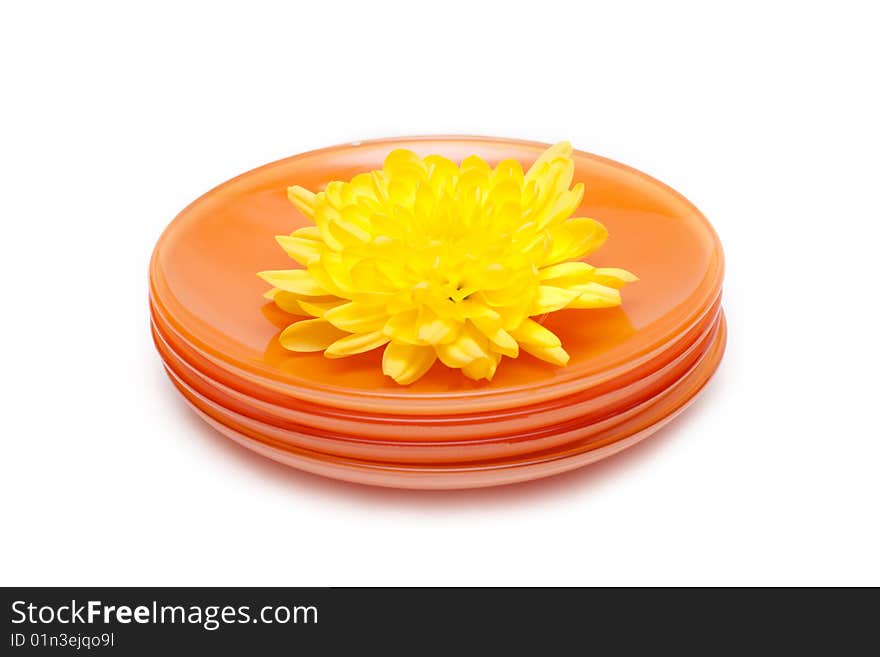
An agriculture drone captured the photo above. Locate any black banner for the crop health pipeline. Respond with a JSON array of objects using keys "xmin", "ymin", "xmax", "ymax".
[{"xmin": 2, "ymin": 587, "xmax": 875, "ymax": 653}]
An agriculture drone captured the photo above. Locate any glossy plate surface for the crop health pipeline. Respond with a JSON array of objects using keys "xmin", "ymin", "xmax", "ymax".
[
  {"xmin": 167, "ymin": 315, "xmax": 726, "ymax": 488},
  {"xmin": 150, "ymin": 293, "xmax": 720, "ymax": 434},
  {"xmin": 159, "ymin": 313, "xmax": 722, "ymax": 464},
  {"xmin": 153, "ymin": 303, "xmax": 721, "ymax": 450},
  {"xmin": 150, "ymin": 136, "xmax": 724, "ymax": 415}
]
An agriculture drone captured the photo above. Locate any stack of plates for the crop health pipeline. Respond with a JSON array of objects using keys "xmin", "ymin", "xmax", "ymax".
[{"xmin": 150, "ymin": 137, "xmax": 725, "ymax": 489}]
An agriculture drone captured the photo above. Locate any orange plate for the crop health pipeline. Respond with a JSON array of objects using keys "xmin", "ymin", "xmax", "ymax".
[
  {"xmin": 150, "ymin": 292, "xmax": 720, "ymax": 437},
  {"xmin": 150, "ymin": 136, "xmax": 724, "ymax": 415},
  {"xmin": 166, "ymin": 315, "xmax": 726, "ymax": 489},
  {"xmin": 153, "ymin": 303, "xmax": 721, "ymax": 453},
  {"xmin": 157, "ymin": 313, "xmax": 722, "ymax": 464}
]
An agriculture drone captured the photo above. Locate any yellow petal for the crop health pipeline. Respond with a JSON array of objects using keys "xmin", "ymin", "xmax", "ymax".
[
  {"xmin": 327, "ymin": 218, "xmax": 371, "ymax": 245},
  {"xmin": 311, "ymin": 205, "xmax": 346, "ymax": 251},
  {"xmin": 384, "ymin": 148, "xmax": 427, "ymax": 177},
  {"xmin": 545, "ymin": 217, "xmax": 608, "ymax": 264},
  {"xmin": 306, "ymin": 262, "xmax": 348, "ymax": 297},
  {"xmin": 264, "ymin": 288, "xmax": 340, "ymax": 312},
  {"xmin": 471, "ymin": 317, "xmax": 519, "ymax": 358},
  {"xmin": 524, "ymin": 141, "xmax": 572, "ymax": 184},
  {"xmin": 509, "ymin": 318, "xmax": 562, "ymax": 348},
  {"xmin": 258, "ymin": 269, "xmax": 328, "ymax": 296},
  {"xmin": 490, "ymin": 158, "xmax": 524, "ymax": 189},
  {"xmin": 416, "ymin": 310, "xmax": 460, "ymax": 344},
  {"xmin": 383, "ymin": 309, "xmax": 423, "ymax": 345},
  {"xmin": 413, "ymin": 182, "xmax": 436, "ymax": 224},
  {"xmin": 370, "ymin": 170, "xmax": 390, "ymax": 201},
  {"xmin": 322, "ymin": 181, "xmax": 345, "ymax": 209},
  {"xmin": 296, "ymin": 298, "xmax": 345, "ymax": 317},
  {"xmin": 279, "ymin": 319, "xmax": 348, "ymax": 352},
  {"xmin": 493, "ymin": 295, "xmax": 534, "ymax": 332},
  {"xmin": 348, "ymin": 260, "xmax": 397, "ymax": 294},
  {"xmin": 275, "ymin": 235, "xmax": 322, "ymax": 266},
  {"xmin": 534, "ymin": 183, "xmax": 584, "ymax": 230},
  {"xmin": 480, "ymin": 271, "xmax": 534, "ymax": 308},
  {"xmin": 567, "ymin": 282, "xmax": 622, "ymax": 308},
  {"xmin": 520, "ymin": 344, "xmax": 570, "ymax": 366},
  {"xmin": 425, "ymin": 154, "xmax": 459, "ymax": 193},
  {"xmin": 462, "ymin": 352, "xmax": 501, "ymax": 381},
  {"xmin": 591, "ymin": 267, "xmax": 639, "ymax": 289},
  {"xmin": 461, "ymin": 154, "xmax": 491, "ymax": 176},
  {"xmin": 323, "ymin": 301, "xmax": 388, "ymax": 333},
  {"xmin": 456, "ymin": 300, "xmax": 501, "ymax": 321},
  {"xmin": 315, "ymin": 252, "xmax": 357, "ymax": 294},
  {"xmin": 523, "ymin": 142, "xmax": 575, "ymax": 214},
  {"xmin": 530, "ymin": 286, "xmax": 581, "ymax": 314},
  {"xmin": 382, "ymin": 342, "xmax": 437, "ymax": 385},
  {"xmin": 470, "ymin": 262, "xmax": 511, "ymax": 291},
  {"xmin": 325, "ymin": 330, "xmax": 389, "ymax": 359},
  {"xmin": 272, "ymin": 291, "xmax": 310, "ymax": 315},
  {"xmin": 347, "ymin": 172, "xmax": 379, "ymax": 203},
  {"xmin": 435, "ymin": 329, "xmax": 490, "ymax": 368},
  {"xmin": 292, "ymin": 226, "xmax": 323, "ymax": 241},
  {"xmin": 287, "ymin": 186, "xmax": 316, "ymax": 218},
  {"xmin": 540, "ymin": 262, "xmax": 636, "ymax": 291},
  {"xmin": 539, "ymin": 261, "xmax": 595, "ymax": 283}
]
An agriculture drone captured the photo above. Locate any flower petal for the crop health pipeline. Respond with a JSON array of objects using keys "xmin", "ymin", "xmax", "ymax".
[
  {"xmin": 524, "ymin": 141, "xmax": 573, "ymax": 186},
  {"xmin": 591, "ymin": 267, "xmax": 639, "ymax": 289},
  {"xmin": 509, "ymin": 318, "xmax": 562, "ymax": 348},
  {"xmin": 383, "ymin": 309, "xmax": 423, "ymax": 344},
  {"xmin": 538, "ymin": 261, "xmax": 595, "ymax": 283},
  {"xmin": 275, "ymin": 235, "xmax": 323, "ymax": 266},
  {"xmin": 471, "ymin": 317, "xmax": 519, "ymax": 358},
  {"xmin": 523, "ymin": 142, "xmax": 575, "ymax": 217},
  {"xmin": 315, "ymin": 252, "xmax": 358, "ymax": 294},
  {"xmin": 568, "ymin": 282, "xmax": 622, "ymax": 308},
  {"xmin": 435, "ymin": 328, "xmax": 490, "ymax": 368},
  {"xmin": 348, "ymin": 260, "xmax": 398, "ymax": 294},
  {"xmin": 271, "ymin": 290, "xmax": 310, "ymax": 315},
  {"xmin": 279, "ymin": 319, "xmax": 348, "ymax": 352},
  {"xmin": 520, "ymin": 344, "xmax": 570, "ymax": 366},
  {"xmin": 461, "ymin": 154, "xmax": 491, "ymax": 176},
  {"xmin": 292, "ymin": 226, "xmax": 322, "ymax": 241},
  {"xmin": 323, "ymin": 301, "xmax": 388, "ymax": 333},
  {"xmin": 530, "ymin": 286, "xmax": 581, "ymax": 314},
  {"xmin": 296, "ymin": 299, "xmax": 346, "ymax": 317},
  {"xmin": 545, "ymin": 218, "xmax": 608, "ymax": 264},
  {"xmin": 287, "ymin": 186, "xmax": 316, "ymax": 218},
  {"xmin": 490, "ymin": 158, "xmax": 524, "ymax": 189},
  {"xmin": 462, "ymin": 351, "xmax": 502, "ymax": 381},
  {"xmin": 265, "ymin": 288, "xmax": 341, "ymax": 316},
  {"xmin": 456, "ymin": 300, "xmax": 501, "ymax": 322},
  {"xmin": 258, "ymin": 269, "xmax": 328, "ymax": 296},
  {"xmin": 384, "ymin": 149, "xmax": 428, "ymax": 178},
  {"xmin": 382, "ymin": 342, "xmax": 437, "ymax": 385},
  {"xmin": 424, "ymin": 154, "xmax": 460, "ymax": 195},
  {"xmin": 322, "ymin": 181, "xmax": 346, "ymax": 209},
  {"xmin": 534, "ymin": 183, "xmax": 584, "ymax": 230},
  {"xmin": 311, "ymin": 205, "xmax": 346, "ymax": 251},
  {"xmin": 416, "ymin": 309, "xmax": 461, "ymax": 344},
  {"xmin": 325, "ymin": 330, "xmax": 390, "ymax": 359}
]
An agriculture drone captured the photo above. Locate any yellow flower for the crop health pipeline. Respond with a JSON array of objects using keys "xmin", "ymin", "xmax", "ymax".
[{"xmin": 258, "ymin": 141, "xmax": 636, "ymax": 385}]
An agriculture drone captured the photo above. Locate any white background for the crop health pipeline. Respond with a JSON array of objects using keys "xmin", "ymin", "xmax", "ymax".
[{"xmin": 2, "ymin": 1, "xmax": 878, "ymax": 586}]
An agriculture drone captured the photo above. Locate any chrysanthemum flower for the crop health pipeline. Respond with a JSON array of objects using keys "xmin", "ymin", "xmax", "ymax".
[{"xmin": 258, "ymin": 141, "xmax": 636, "ymax": 385}]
